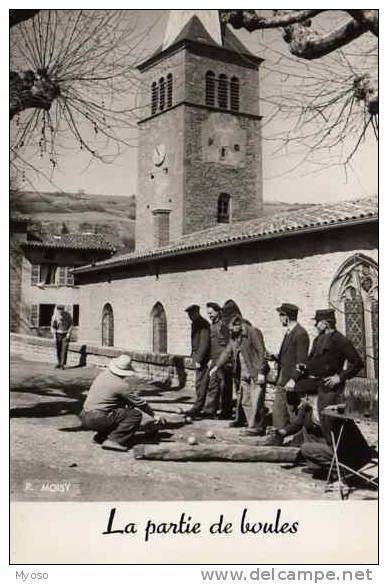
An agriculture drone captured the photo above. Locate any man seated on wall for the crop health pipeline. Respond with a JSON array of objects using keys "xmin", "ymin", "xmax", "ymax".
[{"xmin": 80, "ymin": 354, "xmax": 165, "ymax": 452}]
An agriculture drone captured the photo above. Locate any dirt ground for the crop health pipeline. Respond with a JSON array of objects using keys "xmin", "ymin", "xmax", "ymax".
[{"xmin": 10, "ymin": 356, "xmax": 378, "ymax": 502}]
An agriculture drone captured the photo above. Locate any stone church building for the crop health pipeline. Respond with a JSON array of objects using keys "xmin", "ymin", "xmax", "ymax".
[{"xmin": 74, "ymin": 11, "xmax": 378, "ymax": 379}]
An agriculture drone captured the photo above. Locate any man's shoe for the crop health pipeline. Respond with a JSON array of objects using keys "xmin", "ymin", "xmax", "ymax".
[
  {"xmin": 55, "ymin": 364, "xmax": 60, "ymax": 369},
  {"xmin": 93, "ymin": 432, "xmax": 108, "ymax": 444},
  {"xmin": 101, "ymin": 439, "xmax": 128, "ymax": 452},
  {"xmin": 202, "ymin": 412, "xmax": 217, "ymax": 419},
  {"xmin": 253, "ymin": 433, "xmax": 284, "ymax": 446},
  {"xmin": 239, "ymin": 428, "xmax": 263, "ymax": 437},
  {"xmin": 229, "ymin": 420, "xmax": 246, "ymax": 428}
]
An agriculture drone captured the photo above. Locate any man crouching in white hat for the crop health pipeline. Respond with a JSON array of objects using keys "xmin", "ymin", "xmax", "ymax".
[{"xmin": 80, "ymin": 354, "xmax": 164, "ymax": 452}]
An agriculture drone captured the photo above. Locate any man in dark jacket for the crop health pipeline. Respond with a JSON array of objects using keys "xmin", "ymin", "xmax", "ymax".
[
  {"xmin": 211, "ymin": 314, "xmax": 267, "ymax": 435},
  {"xmin": 292, "ymin": 308, "xmax": 364, "ymax": 474},
  {"xmin": 201, "ymin": 302, "xmax": 232, "ymax": 418},
  {"xmin": 185, "ymin": 304, "xmax": 211, "ymax": 417},
  {"xmin": 266, "ymin": 303, "xmax": 310, "ymax": 445}
]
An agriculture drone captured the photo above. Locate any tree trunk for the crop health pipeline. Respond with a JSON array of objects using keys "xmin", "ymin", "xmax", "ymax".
[{"xmin": 133, "ymin": 443, "xmax": 300, "ymax": 462}]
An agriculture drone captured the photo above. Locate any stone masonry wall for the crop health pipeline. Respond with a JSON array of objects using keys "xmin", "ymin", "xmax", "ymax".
[{"xmin": 77, "ymin": 229, "xmax": 377, "ymax": 358}]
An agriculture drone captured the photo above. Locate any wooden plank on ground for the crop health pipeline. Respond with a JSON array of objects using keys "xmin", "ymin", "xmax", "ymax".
[{"xmin": 133, "ymin": 443, "xmax": 300, "ymax": 462}]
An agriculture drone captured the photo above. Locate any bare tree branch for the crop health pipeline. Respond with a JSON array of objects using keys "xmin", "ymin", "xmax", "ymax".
[
  {"xmin": 10, "ymin": 9, "xmax": 40, "ymax": 28},
  {"xmin": 345, "ymin": 9, "xmax": 379, "ymax": 36},
  {"xmin": 282, "ymin": 17, "xmax": 374, "ymax": 60},
  {"xmin": 221, "ymin": 9, "xmax": 325, "ymax": 31}
]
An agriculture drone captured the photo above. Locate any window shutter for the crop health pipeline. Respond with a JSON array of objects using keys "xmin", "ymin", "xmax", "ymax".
[
  {"xmin": 31, "ymin": 264, "xmax": 40, "ymax": 286},
  {"xmin": 58, "ymin": 267, "xmax": 67, "ymax": 286},
  {"xmin": 66, "ymin": 267, "xmax": 74, "ymax": 286},
  {"xmin": 30, "ymin": 304, "xmax": 39, "ymax": 327}
]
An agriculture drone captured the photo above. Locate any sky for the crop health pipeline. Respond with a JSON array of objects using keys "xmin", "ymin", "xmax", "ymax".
[{"xmin": 11, "ymin": 9, "xmax": 378, "ymax": 204}]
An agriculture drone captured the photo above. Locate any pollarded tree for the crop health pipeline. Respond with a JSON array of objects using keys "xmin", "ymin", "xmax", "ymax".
[
  {"xmin": 221, "ymin": 9, "xmax": 378, "ymax": 168},
  {"xmin": 10, "ymin": 9, "xmax": 153, "ymax": 182}
]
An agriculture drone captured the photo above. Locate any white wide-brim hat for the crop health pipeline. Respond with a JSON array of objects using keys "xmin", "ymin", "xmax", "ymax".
[{"xmin": 108, "ymin": 354, "xmax": 133, "ymax": 377}]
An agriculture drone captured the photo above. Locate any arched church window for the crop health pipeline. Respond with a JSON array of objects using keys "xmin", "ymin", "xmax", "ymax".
[
  {"xmin": 329, "ymin": 254, "xmax": 378, "ymax": 378},
  {"xmin": 151, "ymin": 82, "xmax": 158, "ymax": 115},
  {"xmin": 218, "ymin": 74, "xmax": 228, "ymax": 109},
  {"xmin": 205, "ymin": 71, "xmax": 215, "ymax": 106},
  {"xmin": 230, "ymin": 77, "xmax": 240, "ymax": 111},
  {"xmin": 102, "ymin": 303, "xmax": 114, "ymax": 347},
  {"xmin": 151, "ymin": 302, "xmax": 167, "ymax": 353},
  {"xmin": 167, "ymin": 73, "xmax": 173, "ymax": 108},
  {"xmin": 217, "ymin": 193, "xmax": 231, "ymax": 223},
  {"xmin": 159, "ymin": 77, "xmax": 165, "ymax": 111}
]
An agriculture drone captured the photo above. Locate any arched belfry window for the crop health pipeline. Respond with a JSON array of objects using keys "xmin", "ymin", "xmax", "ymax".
[
  {"xmin": 230, "ymin": 77, "xmax": 240, "ymax": 111},
  {"xmin": 102, "ymin": 303, "xmax": 114, "ymax": 347},
  {"xmin": 151, "ymin": 302, "xmax": 167, "ymax": 353},
  {"xmin": 151, "ymin": 82, "xmax": 158, "ymax": 115},
  {"xmin": 206, "ymin": 71, "xmax": 215, "ymax": 106},
  {"xmin": 217, "ymin": 193, "xmax": 231, "ymax": 223},
  {"xmin": 329, "ymin": 254, "xmax": 378, "ymax": 378},
  {"xmin": 167, "ymin": 73, "xmax": 173, "ymax": 108},
  {"xmin": 218, "ymin": 74, "xmax": 228, "ymax": 109},
  {"xmin": 159, "ymin": 77, "xmax": 165, "ymax": 111}
]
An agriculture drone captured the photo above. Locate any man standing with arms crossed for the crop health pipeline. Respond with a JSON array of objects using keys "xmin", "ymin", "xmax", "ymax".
[{"xmin": 265, "ymin": 303, "xmax": 310, "ymax": 446}]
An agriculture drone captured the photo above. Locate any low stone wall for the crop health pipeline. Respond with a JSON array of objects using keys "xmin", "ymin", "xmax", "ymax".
[
  {"xmin": 10, "ymin": 333, "xmax": 378, "ymax": 419},
  {"xmin": 10, "ymin": 333, "xmax": 195, "ymax": 390}
]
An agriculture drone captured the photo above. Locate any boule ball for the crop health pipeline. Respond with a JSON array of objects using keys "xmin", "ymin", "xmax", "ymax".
[
  {"xmin": 187, "ymin": 436, "xmax": 197, "ymax": 445},
  {"xmin": 206, "ymin": 430, "xmax": 215, "ymax": 439},
  {"xmin": 185, "ymin": 416, "xmax": 192, "ymax": 424},
  {"xmin": 177, "ymin": 407, "xmax": 184, "ymax": 414}
]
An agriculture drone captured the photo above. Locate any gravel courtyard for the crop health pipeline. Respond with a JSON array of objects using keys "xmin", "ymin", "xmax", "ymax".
[{"xmin": 10, "ymin": 356, "xmax": 378, "ymax": 502}]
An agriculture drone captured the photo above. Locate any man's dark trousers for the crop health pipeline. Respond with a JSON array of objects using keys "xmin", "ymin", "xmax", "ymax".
[
  {"xmin": 55, "ymin": 332, "xmax": 69, "ymax": 367},
  {"xmin": 80, "ymin": 407, "xmax": 142, "ymax": 446},
  {"xmin": 272, "ymin": 386, "xmax": 298, "ymax": 430},
  {"xmin": 203, "ymin": 367, "xmax": 233, "ymax": 416},
  {"xmin": 191, "ymin": 366, "xmax": 209, "ymax": 413}
]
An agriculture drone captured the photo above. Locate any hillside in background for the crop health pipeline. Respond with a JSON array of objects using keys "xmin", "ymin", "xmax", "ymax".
[
  {"xmin": 10, "ymin": 190, "xmax": 136, "ymax": 251},
  {"xmin": 10, "ymin": 190, "xmax": 312, "ymax": 252}
]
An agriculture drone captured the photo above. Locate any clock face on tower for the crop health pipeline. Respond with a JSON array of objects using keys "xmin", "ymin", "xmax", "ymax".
[
  {"xmin": 153, "ymin": 143, "xmax": 167, "ymax": 167},
  {"xmin": 201, "ymin": 113, "xmax": 247, "ymax": 167}
]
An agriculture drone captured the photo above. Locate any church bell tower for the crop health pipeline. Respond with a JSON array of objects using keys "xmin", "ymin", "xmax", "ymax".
[{"xmin": 136, "ymin": 10, "xmax": 263, "ymax": 251}]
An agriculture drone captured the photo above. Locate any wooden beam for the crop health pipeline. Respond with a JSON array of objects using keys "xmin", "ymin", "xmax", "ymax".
[{"xmin": 133, "ymin": 443, "xmax": 300, "ymax": 462}]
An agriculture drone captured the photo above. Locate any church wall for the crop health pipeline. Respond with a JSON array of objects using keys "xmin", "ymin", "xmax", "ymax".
[{"xmin": 77, "ymin": 226, "xmax": 377, "ymax": 357}]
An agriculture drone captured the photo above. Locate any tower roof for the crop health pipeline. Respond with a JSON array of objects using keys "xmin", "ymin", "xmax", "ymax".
[
  {"xmin": 162, "ymin": 10, "xmax": 224, "ymax": 50},
  {"xmin": 138, "ymin": 10, "xmax": 261, "ymax": 71}
]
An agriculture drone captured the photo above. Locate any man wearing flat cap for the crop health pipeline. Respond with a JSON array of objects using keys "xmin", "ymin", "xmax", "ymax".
[
  {"xmin": 296, "ymin": 308, "xmax": 363, "ymax": 444},
  {"xmin": 265, "ymin": 303, "xmax": 310, "ymax": 445},
  {"xmin": 201, "ymin": 302, "xmax": 232, "ymax": 418},
  {"xmin": 185, "ymin": 304, "xmax": 211, "ymax": 417}
]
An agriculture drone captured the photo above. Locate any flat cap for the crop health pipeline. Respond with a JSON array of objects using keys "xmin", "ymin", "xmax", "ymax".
[
  {"xmin": 185, "ymin": 304, "xmax": 200, "ymax": 313},
  {"xmin": 206, "ymin": 302, "xmax": 222, "ymax": 312},
  {"xmin": 276, "ymin": 303, "xmax": 299, "ymax": 318},
  {"xmin": 313, "ymin": 309, "xmax": 336, "ymax": 323}
]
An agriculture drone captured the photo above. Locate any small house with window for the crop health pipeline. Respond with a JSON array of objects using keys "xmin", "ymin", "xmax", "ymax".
[{"xmin": 19, "ymin": 232, "xmax": 115, "ymax": 339}]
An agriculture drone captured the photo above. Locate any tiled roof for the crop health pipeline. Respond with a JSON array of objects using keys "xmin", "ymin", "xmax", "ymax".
[
  {"xmin": 74, "ymin": 197, "xmax": 377, "ymax": 274},
  {"xmin": 23, "ymin": 232, "xmax": 116, "ymax": 253}
]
